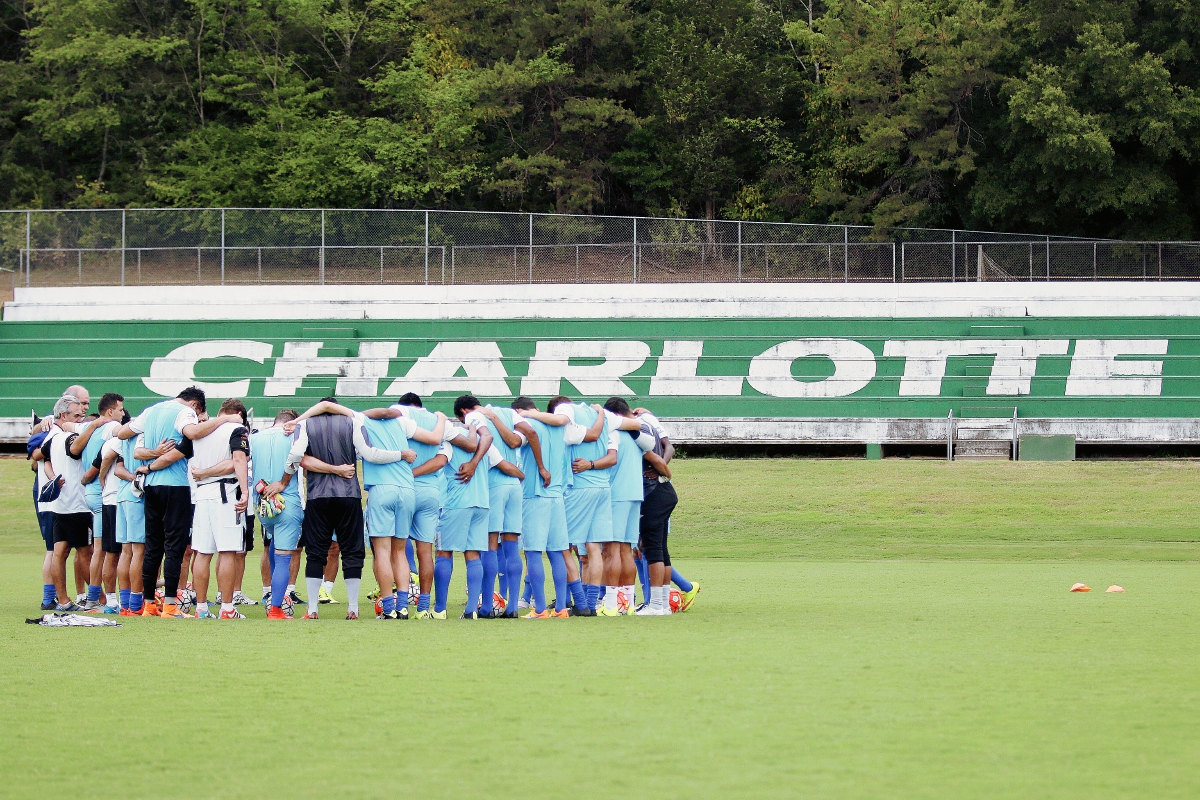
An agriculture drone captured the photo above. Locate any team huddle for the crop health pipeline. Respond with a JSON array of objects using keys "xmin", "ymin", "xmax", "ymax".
[{"xmin": 28, "ymin": 383, "xmax": 701, "ymax": 621}]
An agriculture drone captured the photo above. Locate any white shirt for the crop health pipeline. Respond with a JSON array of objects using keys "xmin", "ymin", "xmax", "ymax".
[
  {"xmin": 552, "ymin": 403, "xmax": 588, "ymax": 446},
  {"xmin": 44, "ymin": 428, "xmax": 89, "ymax": 514},
  {"xmin": 100, "ymin": 436, "xmax": 123, "ymax": 503},
  {"xmin": 639, "ymin": 412, "xmax": 669, "ymax": 440}
]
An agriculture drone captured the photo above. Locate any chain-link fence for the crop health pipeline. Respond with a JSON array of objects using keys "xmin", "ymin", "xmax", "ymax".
[{"xmin": 4, "ymin": 208, "xmax": 1200, "ymax": 287}]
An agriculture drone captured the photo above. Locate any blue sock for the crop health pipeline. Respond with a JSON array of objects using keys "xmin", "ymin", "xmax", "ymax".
[
  {"xmin": 87, "ymin": 584, "xmax": 101, "ymax": 603},
  {"xmin": 503, "ymin": 541, "xmax": 522, "ymax": 612},
  {"xmin": 381, "ymin": 593, "xmax": 395, "ymax": 614},
  {"xmin": 130, "ymin": 591, "xmax": 144, "ymax": 612},
  {"xmin": 586, "ymin": 583, "xmax": 601, "ymax": 611},
  {"xmin": 525, "ymin": 551, "xmax": 547, "ymax": 613},
  {"xmin": 568, "ymin": 579, "xmax": 586, "ymax": 611},
  {"xmin": 465, "ymin": 558, "xmax": 483, "ymax": 616},
  {"xmin": 271, "ymin": 553, "xmax": 291, "ymax": 609},
  {"xmin": 434, "ymin": 556, "xmax": 453, "ymax": 613},
  {"xmin": 522, "ymin": 574, "xmax": 532, "ymax": 603},
  {"xmin": 480, "ymin": 549, "xmax": 498, "ymax": 615},
  {"xmin": 405, "ymin": 539, "xmax": 415, "ymax": 573},
  {"xmin": 42, "ymin": 584, "xmax": 55, "ymax": 605},
  {"xmin": 671, "ymin": 568, "xmax": 692, "ymax": 593},
  {"xmin": 637, "ymin": 556, "xmax": 650, "ymax": 604},
  {"xmin": 547, "ymin": 551, "xmax": 568, "ymax": 612},
  {"xmin": 119, "ymin": 588, "xmax": 130, "ymax": 609},
  {"xmin": 417, "ymin": 593, "xmax": 430, "ymax": 612}
]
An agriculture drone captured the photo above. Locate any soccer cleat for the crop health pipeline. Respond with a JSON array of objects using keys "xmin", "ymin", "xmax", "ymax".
[
  {"xmin": 288, "ymin": 590, "xmax": 304, "ymax": 605},
  {"xmin": 195, "ymin": 607, "xmax": 217, "ymax": 619},
  {"xmin": 219, "ymin": 608, "xmax": 247, "ymax": 619},
  {"xmin": 345, "ymin": 611, "xmax": 359, "ymax": 620},
  {"xmin": 261, "ymin": 590, "xmax": 272, "ymax": 606},
  {"xmin": 141, "ymin": 601, "xmax": 161, "ymax": 617},
  {"xmin": 523, "ymin": 609, "xmax": 552, "ymax": 619},
  {"xmin": 303, "ymin": 610, "xmax": 319, "ymax": 620},
  {"xmin": 416, "ymin": 610, "xmax": 435, "ymax": 620},
  {"xmin": 318, "ymin": 586, "xmax": 338, "ymax": 604},
  {"xmin": 551, "ymin": 609, "xmax": 570, "ymax": 618},
  {"xmin": 75, "ymin": 592, "xmax": 88, "ymax": 604},
  {"xmin": 161, "ymin": 602, "xmax": 190, "ymax": 619},
  {"xmin": 460, "ymin": 610, "xmax": 478, "ymax": 620},
  {"xmin": 102, "ymin": 604, "xmax": 121, "ymax": 615},
  {"xmin": 430, "ymin": 609, "xmax": 447, "ymax": 620},
  {"xmin": 266, "ymin": 606, "xmax": 291, "ymax": 620},
  {"xmin": 54, "ymin": 602, "xmax": 82, "ymax": 613},
  {"xmin": 366, "ymin": 587, "xmax": 381, "ymax": 602},
  {"xmin": 517, "ymin": 598, "xmax": 530, "ymax": 610},
  {"xmin": 569, "ymin": 606, "xmax": 596, "ymax": 617},
  {"xmin": 635, "ymin": 604, "xmax": 666, "ymax": 616},
  {"xmin": 119, "ymin": 607, "xmax": 137, "ymax": 617},
  {"xmin": 396, "ymin": 606, "xmax": 409, "ymax": 620},
  {"xmin": 595, "ymin": 605, "xmax": 619, "ymax": 617},
  {"xmin": 79, "ymin": 599, "xmax": 102, "ymax": 613},
  {"xmin": 678, "ymin": 582, "xmax": 700, "ymax": 612},
  {"xmin": 231, "ymin": 591, "xmax": 257, "ymax": 606},
  {"xmin": 378, "ymin": 609, "xmax": 398, "ymax": 620},
  {"xmin": 40, "ymin": 600, "xmax": 56, "ymax": 611},
  {"xmin": 503, "ymin": 611, "xmax": 519, "ymax": 619}
]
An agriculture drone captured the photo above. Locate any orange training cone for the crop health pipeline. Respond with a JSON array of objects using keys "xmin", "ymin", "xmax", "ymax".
[
  {"xmin": 1070, "ymin": 583, "xmax": 1091, "ymax": 592},
  {"xmin": 1106, "ymin": 585, "xmax": 1125, "ymax": 593}
]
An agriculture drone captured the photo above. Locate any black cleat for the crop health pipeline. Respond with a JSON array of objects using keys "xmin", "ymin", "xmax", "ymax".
[
  {"xmin": 396, "ymin": 606, "xmax": 409, "ymax": 620},
  {"xmin": 569, "ymin": 607, "xmax": 596, "ymax": 617},
  {"xmin": 460, "ymin": 610, "xmax": 478, "ymax": 620},
  {"xmin": 288, "ymin": 590, "xmax": 304, "ymax": 605},
  {"xmin": 503, "ymin": 611, "xmax": 519, "ymax": 619},
  {"xmin": 40, "ymin": 600, "xmax": 56, "ymax": 610}
]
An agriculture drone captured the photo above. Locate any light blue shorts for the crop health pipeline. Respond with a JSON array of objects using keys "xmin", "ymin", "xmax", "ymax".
[
  {"xmin": 366, "ymin": 484, "xmax": 416, "ymax": 539},
  {"xmin": 87, "ymin": 494, "xmax": 103, "ymax": 543},
  {"xmin": 116, "ymin": 500, "xmax": 146, "ymax": 545},
  {"xmin": 438, "ymin": 507, "xmax": 489, "ymax": 552},
  {"xmin": 521, "ymin": 496, "xmax": 569, "ymax": 553},
  {"xmin": 411, "ymin": 485, "xmax": 441, "ymax": 543},
  {"xmin": 261, "ymin": 500, "xmax": 303, "ymax": 551},
  {"xmin": 565, "ymin": 486, "xmax": 614, "ymax": 545},
  {"xmin": 612, "ymin": 500, "xmax": 641, "ymax": 545},
  {"xmin": 488, "ymin": 483, "xmax": 522, "ymax": 534}
]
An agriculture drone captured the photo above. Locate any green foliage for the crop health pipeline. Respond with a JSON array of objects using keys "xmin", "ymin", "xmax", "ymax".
[{"xmin": 3, "ymin": 0, "xmax": 1200, "ymax": 236}]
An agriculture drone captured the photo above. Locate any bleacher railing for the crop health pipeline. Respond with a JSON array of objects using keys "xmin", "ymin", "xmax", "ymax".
[{"xmin": 4, "ymin": 207, "xmax": 1199, "ymax": 286}]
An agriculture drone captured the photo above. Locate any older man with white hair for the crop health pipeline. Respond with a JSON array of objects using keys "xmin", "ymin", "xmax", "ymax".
[{"xmin": 38, "ymin": 395, "xmax": 93, "ymax": 611}]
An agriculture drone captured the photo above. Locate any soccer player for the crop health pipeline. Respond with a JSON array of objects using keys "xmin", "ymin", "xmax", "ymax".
[
  {"xmin": 283, "ymin": 397, "xmax": 413, "ymax": 620},
  {"xmin": 634, "ymin": 410, "xmax": 677, "ymax": 615},
  {"xmin": 475, "ymin": 402, "xmax": 547, "ymax": 617},
  {"xmin": 513, "ymin": 396, "xmax": 583, "ymax": 618},
  {"xmin": 115, "ymin": 386, "xmax": 242, "ymax": 618},
  {"xmin": 602, "ymin": 397, "xmax": 658, "ymax": 613},
  {"xmin": 77, "ymin": 393, "xmax": 126, "ymax": 614},
  {"xmin": 290, "ymin": 398, "xmax": 447, "ymax": 619},
  {"xmin": 435, "ymin": 396, "xmax": 496, "ymax": 619},
  {"xmin": 186, "ymin": 399, "xmax": 251, "ymax": 619},
  {"xmin": 77, "ymin": 393, "xmax": 125, "ymax": 612},
  {"xmin": 252, "ymin": 410, "xmax": 303, "ymax": 619},
  {"xmin": 39, "ymin": 396, "xmax": 92, "ymax": 611}
]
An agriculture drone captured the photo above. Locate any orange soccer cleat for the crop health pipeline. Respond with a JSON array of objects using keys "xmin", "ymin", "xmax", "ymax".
[
  {"xmin": 266, "ymin": 606, "xmax": 291, "ymax": 620},
  {"xmin": 524, "ymin": 609, "xmax": 552, "ymax": 619}
]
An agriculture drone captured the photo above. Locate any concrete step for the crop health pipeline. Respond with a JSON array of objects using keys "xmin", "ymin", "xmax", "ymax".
[{"xmin": 954, "ymin": 439, "xmax": 1012, "ymax": 460}]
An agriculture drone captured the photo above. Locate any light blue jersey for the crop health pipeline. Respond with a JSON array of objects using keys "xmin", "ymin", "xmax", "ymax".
[
  {"xmin": 81, "ymin": 420, "xmax": 115, "ymax": 501},
  {"xmin": 360, "ymin": 416, "xmax": 414, "ymax": 490},
  {"xmin": 442, "ymin": 435, "xmax": 490, "ymax": 509},
  {"xmin": 609, "ymin": 418, "xmax": 650, "ymax": 502},
  {"xmin": 401, "ymin": 406, "xmax": 445, "ymax": 493},
  {"xmin": 116, "ymin": 436, "xmax": 147, "ymax": 504},
  {"xmin": 483, "ymin": 406, "xmax": 521, "ymax": 489},
  {"xmin": 250, "ymin": 426, "xmax": 302, "ymax": 504},
  {"xmin": 137, "ymin": 400, "xmax": 191, "ymax": 487},
  {"xmin": 519, "ymin": 417, "xmax": 567, "ymax": 499},
  {"xmin": 565, "ymin": 403, "xmax": 613, "ymax": 489}
]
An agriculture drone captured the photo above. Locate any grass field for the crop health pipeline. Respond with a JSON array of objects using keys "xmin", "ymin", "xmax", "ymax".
[{"xmin": 1, "ymin": 456, "xmax": 1198, "ymax": 798}]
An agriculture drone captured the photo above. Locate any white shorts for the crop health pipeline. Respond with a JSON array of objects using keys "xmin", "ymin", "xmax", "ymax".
[{"xmin": 191, "ymin": 496, "xmax": 245, "ymax": 554}]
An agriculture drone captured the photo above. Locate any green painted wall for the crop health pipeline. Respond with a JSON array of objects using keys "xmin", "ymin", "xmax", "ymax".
[{"xmin": 1, "ymin": 317, "xmax": 1196, "ymax": 418}]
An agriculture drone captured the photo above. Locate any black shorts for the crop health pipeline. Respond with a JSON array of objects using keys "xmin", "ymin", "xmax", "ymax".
[
  {"xmin": 243, "ymin": 513, "xmax": 255, "ymax": 553},
  {"xmin": 101, "ymin": 504, "xmax": 120, "ymax": 554},
  {"xmin": 53, "ymin": 512, "xmax": 92, "ymax": 549}
]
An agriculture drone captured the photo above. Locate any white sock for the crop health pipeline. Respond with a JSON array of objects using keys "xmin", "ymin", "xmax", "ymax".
[
  {"xmin": 653, "ymin": 586, "xmax": 666, "ymax": 612},
  {"xmin": 321, "ymin": 580, "xmax": 334, "ymax": 594},
  {"xmin": 196, "ymin": 602, "xmax": 209, "ymax": 615},
  {"xmin": 106, "ymin": 592, "xmax": 119, "ymax": 608},
  {"xmin": 286, "ymin": 583, "xmax": 296, "ymax": 597},
  {"xmin": 262, "ymin": 585, "xmax": 271, "ymax": 599},
  {"xmin": 221, "ymin": 602, "xmax": 234, "ymax": 613},
  {"xmin": 604, "ymin": 586, "xmax": 619, "ymax": 611},
  {"xmin": 306, "ymin": 577, "xmax": 322, "ymax": 614},
  {"xmin": 345, "ymin": 578, "xmax": 361, "ymax": 612},
  {"xmin": 623, "ymin": 585, "xmax": 635, "ymax": 608}
]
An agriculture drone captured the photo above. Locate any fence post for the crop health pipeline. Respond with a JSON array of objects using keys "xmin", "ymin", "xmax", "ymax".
[
  {"xmin": 947, "ymin": 410, "xmax": 954, "ymax": 462},
  {"xmin": 737, "ymin": 221, "xmax": 742, "ymax": 282},
  {"xmin": 632, "ymin": 217, "xmax": 638, "ymax": 283},
  {"xmin": 320, "ymin": 209, "xmax": 326, "ymax": 286},
  {"xmin": 1011, "ymin": 408, "xmax": 1018, "ymax": 461},
  {"xmin": 121, "ymin": 208, "xmax": 126, "ymax": 287},
  {"xmin": 424, "ymin": 210, "xmax": 429, "ymax": 285},
  {"xmin": 901, "ymin": 241, "xmax": 905, "ymax": 281},
  {"xmin": 892, "ymin": 241, "xmax": 896, "ymax": 282},
  {"xmin": 1093, "ymin": 241, "xmax": 1097, "ymax": 280},
  {"xmin": 1158, "ymin": 242, "xmax": 1163, "ymax": 279},
  {"xmin": 528, "ymin": 213, "xmax": 534, "ymax": 283},
  {"xmin": 1045, "ymin": 236, "xmax": 1050, "ymax": 279},
  {"xmin": 25, "ymin": 210, "xmax": 30, "ymax": 287},
  {"xmin": 951, "ymin": 230, "xmax": 956, "ymax": 281},
  {"xmin": 843, "ymin": 225, "xmax": 849, "ymax": 282},
  {"xmin": 220, "ymin": 208, "xmax": 226, "ymax": 286}
]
